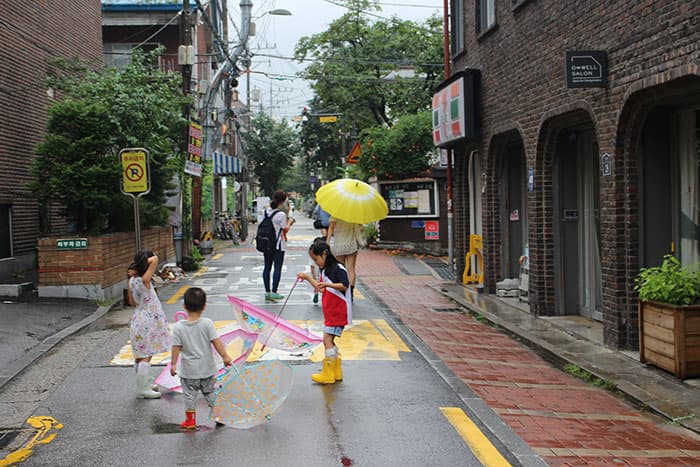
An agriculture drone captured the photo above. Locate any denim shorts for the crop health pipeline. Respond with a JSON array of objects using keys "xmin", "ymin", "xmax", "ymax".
[{"xmin": 324, "ymin": 326, "xmax": 344, "ymax": 337}]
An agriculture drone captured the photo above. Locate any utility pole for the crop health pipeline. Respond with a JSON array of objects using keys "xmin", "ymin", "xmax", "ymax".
[{"xmin": 179, "ymin": 0, "xmax": 193, "ymax": 261}]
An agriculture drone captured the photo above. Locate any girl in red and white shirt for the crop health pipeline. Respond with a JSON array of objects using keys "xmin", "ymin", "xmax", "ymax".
[{"xmin": 297, "ymin": 239, "xmax": 351, "ymax": 384}]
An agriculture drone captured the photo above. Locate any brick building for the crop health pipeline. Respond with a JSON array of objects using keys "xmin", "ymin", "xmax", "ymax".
[
  {"xmin": 0, "ymin": 1, "xmax": 103, "ymax": 282},
  {"xmin": 445, "ymin": 0, "xmax": 700, "ymax": 349}
]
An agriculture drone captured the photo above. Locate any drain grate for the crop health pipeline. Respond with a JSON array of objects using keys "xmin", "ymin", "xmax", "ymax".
[
  {"xmin": 422, "ymin": 258, "xmax": 456, "ymax": 281},
  {"xmin": 430, "ymin": 307, "xmax": 464, "ymax": 314},
  {"xmin": 0, "ymin": 431, "xmax": 20, "ymax": 449}
]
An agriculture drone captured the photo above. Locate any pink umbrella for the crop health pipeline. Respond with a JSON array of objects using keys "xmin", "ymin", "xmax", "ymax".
[{"xmin": 228, "ymin": 293, "xmax": 322, "ymax": 352}]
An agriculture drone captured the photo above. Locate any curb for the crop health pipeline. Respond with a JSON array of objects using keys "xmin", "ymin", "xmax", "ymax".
[
  {"xmin": 434, "ymin": 284, "xmax": 700, "ymax": 435},
  {"xmin": 0, "ymin": 304, "xmax": 114, "ymax": 393},
  {"xmin": 358, "ymin": 278, "xmax": 548, "ymax": 467}
]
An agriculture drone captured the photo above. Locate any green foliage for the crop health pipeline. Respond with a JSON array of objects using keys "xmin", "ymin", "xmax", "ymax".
[
  {"xmin": 359, "ymin": 111, "xmax": 434, "ymax": 179},
  {"xmin": 180, "ymin": 255, "xmax": 200, "ymax": 272},
  {"xmin": 564, "ymin": 364, "xmax": 616, "ymax": 391},
  {"xmin": 635, "ymin": 254, "xmax": 700, "ymax": 306},
  {"xmin": 247, "ymin": 113, "xmax": 301, "ymax": 195},
  {"xmin": 30, "ymin": 49, "xmax": 189, "ymax": 234},
  {"xmin": 294, "ymin": 3, "xmax": 444, "ymax": 134},
  {"xmin": 362, "ymin": 223, "xmax": 378, "ymax": 245}
]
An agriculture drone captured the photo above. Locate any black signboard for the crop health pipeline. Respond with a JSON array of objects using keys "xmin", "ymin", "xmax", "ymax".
[
  {"xmin": 378, "ymin": 179, "xmax": 439, "ymax": 218},
  {"xmin": 565, "ymin": 51, "xmax": 607, "ymax": 88}
]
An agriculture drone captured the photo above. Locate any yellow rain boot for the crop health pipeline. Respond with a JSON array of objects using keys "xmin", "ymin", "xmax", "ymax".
[
  {"xmin": 334, "ymin": 354, "xmax": 343, "ymax": 381},
  {"xmin": 311, "ymin": 357, "xmax": 336, "ymax": 384}
]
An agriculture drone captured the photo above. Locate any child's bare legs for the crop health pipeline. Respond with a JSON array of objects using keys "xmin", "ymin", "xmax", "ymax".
[{"xmin": 337, "ymin": 252, "xmax": 357, "ymax": 298}]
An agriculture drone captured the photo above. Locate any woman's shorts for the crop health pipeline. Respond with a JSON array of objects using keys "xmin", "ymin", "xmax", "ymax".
[{"xmin": 324, "ymin": 326, "xmax": 344, "ymax": 336}]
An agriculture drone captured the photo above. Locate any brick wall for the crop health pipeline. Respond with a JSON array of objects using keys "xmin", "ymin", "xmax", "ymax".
[
  {"xmin": 37, "ymin": 227, "xmax": 174, "ymax": 290},
  {"xmin": 451, "ymin": 0, "xmax": 700, "ymax": 348},
  {"xmin": 0, "ymin": 1, "xmax": 103, "ymax": 258}
]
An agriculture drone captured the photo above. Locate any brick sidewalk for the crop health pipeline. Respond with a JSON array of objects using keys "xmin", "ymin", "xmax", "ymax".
[{"xmin": 357, "ymin": 249, "xmax": 700, "ymax": 466}]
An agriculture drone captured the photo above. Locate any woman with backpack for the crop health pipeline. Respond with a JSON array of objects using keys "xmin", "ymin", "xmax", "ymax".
[{"xmin": 259, "ymin": 190, "xmax": 295, "ymax": 301}]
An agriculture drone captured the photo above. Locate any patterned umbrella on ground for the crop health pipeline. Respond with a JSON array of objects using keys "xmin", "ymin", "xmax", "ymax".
[
  {"xmin": 210, "ymin": 359, "xmax": 293, "ymax": 429},
  {"xmin": 154, "ymin": 321, "xmax": 258, "ymax": 393}
]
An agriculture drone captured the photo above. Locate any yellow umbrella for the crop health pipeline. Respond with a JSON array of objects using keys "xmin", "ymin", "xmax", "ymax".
[{"xmin": 316, "ymin": 178, "xmax": 388, "ymax": 224}]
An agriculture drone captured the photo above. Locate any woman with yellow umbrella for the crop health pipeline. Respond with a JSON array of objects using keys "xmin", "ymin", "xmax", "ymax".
[{"xmin": 316, "ymin": 179, "xmax": 388, "ymax": 299}]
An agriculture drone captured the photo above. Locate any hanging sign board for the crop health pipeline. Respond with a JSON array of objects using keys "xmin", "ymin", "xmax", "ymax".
[
  {"xmin": 185, "ymin": 120, "xmax": 203, "ymax": 177},
  {"xmin": 379, "ymin": 179, "xmax": 439, "ymax": 218},
  {"xmin": 431, "ymin": 69, "xmax": 480, "ymax": 147}
]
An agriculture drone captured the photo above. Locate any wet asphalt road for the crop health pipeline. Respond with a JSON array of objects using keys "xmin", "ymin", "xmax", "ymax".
[{"xmin": 19, "ymin": 218, "xmax": 529, "ymax": 466}]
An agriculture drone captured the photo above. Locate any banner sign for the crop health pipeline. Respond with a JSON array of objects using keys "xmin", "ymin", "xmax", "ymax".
[{"xmin": 185, "ymin": 120, "xmax": 203, "ymax": 177}]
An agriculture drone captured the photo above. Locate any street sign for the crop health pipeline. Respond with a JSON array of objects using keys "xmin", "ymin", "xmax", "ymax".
[
  {"xmin": 57, "ymin": 238, "xmax": 87, "ymax": 250},
  {"xmin": 120, "ymin": 149, "xmax": 149, "ymax": 193},
  {"xmin": 346, "ymin": 142, "xmax": 362, "ymax": 164},
  {"xmin": 319, "ymin": 116, "xmax": 337, "ymax": 123}
]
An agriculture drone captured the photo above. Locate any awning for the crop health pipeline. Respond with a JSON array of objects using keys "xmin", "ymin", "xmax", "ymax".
[{"xmin": 213, "ymin": 151, "xmax": 241, "ymax": 175}]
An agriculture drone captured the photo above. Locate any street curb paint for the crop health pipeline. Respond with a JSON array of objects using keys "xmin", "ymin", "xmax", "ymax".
[
  {"xmin": 0, "ymin": 416, "xmax": 62, "ymax": 466},
  {"xmin": 440, "ymin": 407, "xmax": 511, "ymax": 467}
]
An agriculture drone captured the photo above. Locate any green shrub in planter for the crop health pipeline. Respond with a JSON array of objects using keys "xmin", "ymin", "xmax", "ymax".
[
  {"xmin": 363, "ymin": 223, "xmax": 378, "ymax": 245},
  {"xmin": 181, "ymin": 255, "xmax": 200, "ymax": 272},
  {"xmin": 634, "ymin": 254, "xmax": 700, "ymax": 306}
]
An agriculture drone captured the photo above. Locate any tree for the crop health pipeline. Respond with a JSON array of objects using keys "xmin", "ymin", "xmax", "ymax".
[
  {"xmin": 359, "ymin": 110, "xmax": 435, "ymax": 180},
  {"xmin": 247, "ymin": 113, "xmax": 301, "ymax": 195},
  {"xmin": 294, "ymin": 0, "xmax": 443, "ymax": 136},
  {"xmin": 30, "ymin": 49, "xmax": 189, "ymax": 234},
  {"xmin": 298, "ymin": 97, "xmax": 346, "ymax": 187}
]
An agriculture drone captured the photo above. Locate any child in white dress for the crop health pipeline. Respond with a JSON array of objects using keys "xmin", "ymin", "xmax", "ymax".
[{"xmin": 128, "ymin": 249, "xmax": 171, "ymax": 399}]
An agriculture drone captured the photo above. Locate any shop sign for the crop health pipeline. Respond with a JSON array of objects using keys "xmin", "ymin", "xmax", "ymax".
[
  {"xmin": 424, "ymin": 221, "xmax": 439, "ymax": 240},
  {"xmin": 565, "ymin": 51, "xmax": 607, "ymax": 88}
]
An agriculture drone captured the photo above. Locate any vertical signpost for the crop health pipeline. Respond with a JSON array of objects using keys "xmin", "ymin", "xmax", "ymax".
[{"xmin": 119, "ymin": 148, "xmax": 150, "ymax": 252}]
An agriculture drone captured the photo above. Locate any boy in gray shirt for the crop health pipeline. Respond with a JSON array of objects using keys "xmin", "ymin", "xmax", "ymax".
[{"xmin": 171, "ymin": 287, "xmax": 232, "ymax": 430}]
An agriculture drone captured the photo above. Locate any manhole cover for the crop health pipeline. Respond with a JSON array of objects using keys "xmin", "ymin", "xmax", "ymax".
[
  {"xmin": 0, "ymin": 431, "xmax": 20, "ymax": 449},
  {"xmin": 430, "ymin": 307, "xmax": 464, "ymax": 314}
]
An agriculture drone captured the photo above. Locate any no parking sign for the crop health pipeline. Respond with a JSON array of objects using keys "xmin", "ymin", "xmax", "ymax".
[{"xmin": 120, "ymin": 148, "xmax": 150, "ymax": 194}]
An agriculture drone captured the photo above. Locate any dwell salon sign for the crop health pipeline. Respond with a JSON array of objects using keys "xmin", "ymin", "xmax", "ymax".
[{"xmin": 565, "ymin": 51, "xmax": 607, "ymax": 88}]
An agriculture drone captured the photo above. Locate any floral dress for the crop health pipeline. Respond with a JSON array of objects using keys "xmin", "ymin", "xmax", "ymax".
[{"xmin": 129, "ymin": 276, "xmax": 171, "ymax": 358}]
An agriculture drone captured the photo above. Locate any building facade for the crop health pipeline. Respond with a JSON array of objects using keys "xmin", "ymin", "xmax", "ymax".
[
  {"xmin": 449, "ymin": 0, "xmax": 700, "ymax": 349},
  {"xmin": 0, "ymin": 1, "xmax": 103, "ymax": 281}
]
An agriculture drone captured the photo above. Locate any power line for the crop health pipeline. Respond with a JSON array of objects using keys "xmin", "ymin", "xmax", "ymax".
[{"xmin": 253, "ymin": 52, "xmax": 443, "ymax": 68}]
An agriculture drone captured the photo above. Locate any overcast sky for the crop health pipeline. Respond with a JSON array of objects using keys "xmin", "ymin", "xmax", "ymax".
[{"xmin": 226, "ymin": 0, "xmax": 444, "ymax": 122}]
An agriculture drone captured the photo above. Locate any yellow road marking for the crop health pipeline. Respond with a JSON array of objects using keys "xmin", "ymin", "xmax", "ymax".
[
  {"xmin": 166, "ymin": 285, "xmax": 190, "ymax": 305},
  {"xmin": 0, "ymin": 416, "xmax": 63, "ymax": 467},
  {"xmin": 192, "ymin": 266, "xmax": 208, "ymax": 278},
  {"xmin": 109, "ymin": 319, "xmax": 411, "ymax": 365},
  {"xmin": 440, "ymin": 407, "xmax": 511, "ymax": 467},
  {"xmin": 212, "ymin": 253, "xmax": 223, "ymax": 260}
]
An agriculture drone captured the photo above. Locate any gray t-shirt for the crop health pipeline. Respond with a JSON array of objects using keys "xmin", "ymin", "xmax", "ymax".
[{"xmin": 171, "ymin": 317, "xmax": 218, "ymax": 379}]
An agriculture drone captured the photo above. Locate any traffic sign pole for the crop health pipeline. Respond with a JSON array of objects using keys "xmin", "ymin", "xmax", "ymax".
[{"xmin": 119, "ymin": 148, "xmax": 151, "ymax": 253}]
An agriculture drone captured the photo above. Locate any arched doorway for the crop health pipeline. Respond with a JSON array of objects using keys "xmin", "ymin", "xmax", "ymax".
[
  {"xmin": 552, "ymin": 123, "xmax": 602, "ymax": 319},
  {"xmin": 639, "ymin": 105, "xmax": 700, "ymax": 268}
]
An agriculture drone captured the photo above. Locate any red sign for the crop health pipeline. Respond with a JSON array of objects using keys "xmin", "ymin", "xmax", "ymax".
[{"xmin": 424, "ymin": 221, "xmax": 439, "ymax": 240}]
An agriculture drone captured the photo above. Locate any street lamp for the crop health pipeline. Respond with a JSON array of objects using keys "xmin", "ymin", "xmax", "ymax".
[{"xmin": 249, "ymin": 9, "xmax": 292, "ymax": 36}]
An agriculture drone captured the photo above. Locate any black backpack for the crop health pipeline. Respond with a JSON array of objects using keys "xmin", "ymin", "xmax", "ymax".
[{"xmin": 255, "ymin": 209, "xmax": 282, "ymax": 253}]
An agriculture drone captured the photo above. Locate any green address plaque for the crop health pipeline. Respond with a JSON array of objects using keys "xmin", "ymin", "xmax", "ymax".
[{"xmin": 57, "ymin": 238, "xmax": 88, "ymax": 250}]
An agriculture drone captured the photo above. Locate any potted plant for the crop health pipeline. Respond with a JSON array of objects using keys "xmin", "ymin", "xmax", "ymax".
[{"xmin": 635, "ymin": 255, "xmax": 700, "ymax": 379}]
